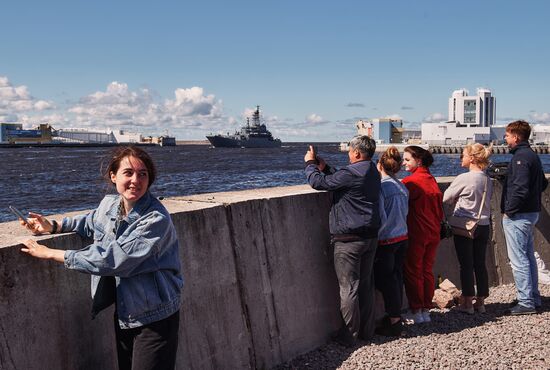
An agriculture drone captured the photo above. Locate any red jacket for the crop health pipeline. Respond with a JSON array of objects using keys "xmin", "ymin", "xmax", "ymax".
[{"xmin": 402, "ymin": 167, "xmax": 443, "ymax": 242}]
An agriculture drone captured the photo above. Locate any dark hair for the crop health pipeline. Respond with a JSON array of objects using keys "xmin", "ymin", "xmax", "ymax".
[
  {"xmin": 506, "ymin": 120, "xmax": 531, "ymax": 142},
  {"xmin": 379, "ymin": 146, "xmax": 402, "ymax": 175},
  {"xmin": 349, "ymin": 135, "xmax": 376, "ymax": 159},
  {"xmin": 404, "ymin": 145, "xmax": 434, "ymax": 167},
  {"xmin": 103, "ymin": 146, "xmax": 157, "ymax": 187}
]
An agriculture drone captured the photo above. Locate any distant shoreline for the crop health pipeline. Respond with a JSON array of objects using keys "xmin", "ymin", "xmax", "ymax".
[
  {"xmin": 0, "ymin": 142, "xmax": 157, "ymax": 148},
  {"xmin": 176, "ymin": 140, "xmax": 210, "ymax": 145}
]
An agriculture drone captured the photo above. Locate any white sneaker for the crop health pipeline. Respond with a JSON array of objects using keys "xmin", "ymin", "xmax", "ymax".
[
  {"xmin": 422, "ymin": 310, "xmax": 431, "ymax": 323},
  {"xmin": 403, "ymin": 311, "xmax": 424, "ymax": 325}
]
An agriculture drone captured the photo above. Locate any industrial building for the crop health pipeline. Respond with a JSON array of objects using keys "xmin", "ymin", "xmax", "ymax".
[
  {"xmin": 55, "ymin": 128, "xmax": 142, "ymax": 144},
  {"xmin": 448, "ymin": 88, "xmax": 496, "ymax": 127},
  {"xmin": 0, "ymin": 123, "xmax": 53, "ymax": 144},
  {"xmin": 422, "ymin": 88, "xmax": 503, "ymax": 145},
  {"xmin": 1, "ymin": 123, "xmax": 175, "ymax": 146},
  {"xmin": 530, "ymin": 125, "xmax": 550, "ymax": 144},
  {"xmin": 355, "ymin": 118, "xmax": 403, "ymax": 144},
  {"xmin": 342, "ymin": 87, "xmax": 550, "ymax": 149}
]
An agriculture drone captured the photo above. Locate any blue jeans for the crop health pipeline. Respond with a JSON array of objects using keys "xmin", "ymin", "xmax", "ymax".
[{"xmin": 502, "ymin": 212, "xmax": 541, "ymax": 308}]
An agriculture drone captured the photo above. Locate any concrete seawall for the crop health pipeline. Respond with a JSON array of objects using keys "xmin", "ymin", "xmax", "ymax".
[{"xmin": 0, "ymin": 179, "xmax": 549, "ymax": 369}]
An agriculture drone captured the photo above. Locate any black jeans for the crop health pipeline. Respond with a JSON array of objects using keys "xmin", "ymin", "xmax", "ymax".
[
  {"xmin": 114, "ymin": 311, "xmax": 180, "ymax": 370},
  {"xmin": 453, "ymin": 225, "xmax": 490, "ymax": 297},
  {"xmin": 333, "ymin": 238, "xmax": 377, "ymax": 340},
  {"xmin": 374, "ymin": 240, "xmax": 408, "ymax": 318}
]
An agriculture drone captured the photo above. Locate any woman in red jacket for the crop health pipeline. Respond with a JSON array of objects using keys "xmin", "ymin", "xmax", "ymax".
[{"xmin": 401, "ymin": 146, "xmax": 443, "ymax": 324}]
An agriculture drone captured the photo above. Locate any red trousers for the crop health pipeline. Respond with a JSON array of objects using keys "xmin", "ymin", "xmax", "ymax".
[{"xmin": 404, "ymin": 237, "xmax": 439, "ymax": 310}]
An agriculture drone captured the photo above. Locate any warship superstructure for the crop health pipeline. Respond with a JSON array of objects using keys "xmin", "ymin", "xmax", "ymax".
[{"xmin": 206, "ymin": 106, "xmax": 282, "ymax": 148}]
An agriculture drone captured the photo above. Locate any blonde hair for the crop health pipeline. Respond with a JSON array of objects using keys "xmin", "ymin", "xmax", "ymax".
[
  {"xmin": 379, "ymin": 146, "xmax": 402, "ymax": 175},
  {"xmin": 464, "ymin": 143, "xmax": 492, "ymax": 170}
]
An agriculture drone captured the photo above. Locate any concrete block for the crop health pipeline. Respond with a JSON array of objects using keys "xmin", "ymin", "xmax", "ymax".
[
  {"xmin": 170, "ymin": 202, "xmax": 253, "ymax": 370},
  {"xmin": 0, "ymin": 233, "xmax": 115, "ymax": 370},
  {"xmin": 224, "ymin": 192, "xmax": 340, "ymax": 368}
]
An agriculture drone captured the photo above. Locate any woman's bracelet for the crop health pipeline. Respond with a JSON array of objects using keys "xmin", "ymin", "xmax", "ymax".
[{"xmin": 51, "ymin": 220, "xmax": 58, "ymax": 234}]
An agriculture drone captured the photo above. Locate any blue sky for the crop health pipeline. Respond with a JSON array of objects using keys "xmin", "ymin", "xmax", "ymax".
[{"xmin": 1, "ymin": 0, "xmax": 549, "ymax": 141}]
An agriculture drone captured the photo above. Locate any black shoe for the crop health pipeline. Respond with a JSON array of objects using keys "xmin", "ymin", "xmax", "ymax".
[
  {"xmin": 509, "ymin": 299, "xmax": 542, "ymax": 310},
  {"xmin": 375, "ymin": 317, "xmax": 404, "ymax": 337},
  {"xmin": 331, "ymin": 328, "xmax": 356, "ymax": 347},
  {"xmin": 506, "ymin": 304, "xmax": 537, "ymax": 316}
]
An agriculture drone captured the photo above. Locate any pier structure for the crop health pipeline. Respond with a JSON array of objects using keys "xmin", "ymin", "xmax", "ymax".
[
  {"xmin": 340, "ymin": 143, "xmax": 550, "ymax": 154},
  {"xmin": 1, "ymin": 179, "xmax": 549, "ymax": 369},
  {"xmin": 429, "ymin": 144, "xmax": 550, "ymax": 154}
]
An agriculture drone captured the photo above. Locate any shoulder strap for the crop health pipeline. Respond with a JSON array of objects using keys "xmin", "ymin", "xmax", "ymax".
[{"xmin": 476, "ymin": 175, "xmax": 488, "ymax": 221}]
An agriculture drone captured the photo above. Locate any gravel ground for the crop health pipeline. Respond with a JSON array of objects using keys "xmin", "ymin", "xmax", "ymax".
[{"xmin": 276, "ymin": 284, "xmax": 550, "ymax": 370}]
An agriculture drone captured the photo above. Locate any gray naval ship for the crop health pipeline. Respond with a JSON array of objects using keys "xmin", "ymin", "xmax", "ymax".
[{"xmin": 206, "ymin": 106, "xmax": 282, "ymax": 148}]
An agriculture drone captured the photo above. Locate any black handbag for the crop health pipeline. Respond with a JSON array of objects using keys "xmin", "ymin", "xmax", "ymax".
[{"xmin": 448, "ymin": 176, "xmax": 488, "ymax": 239}]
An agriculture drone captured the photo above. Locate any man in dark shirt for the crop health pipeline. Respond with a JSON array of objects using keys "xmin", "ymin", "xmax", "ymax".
[
  {"xmin": 304, "ymin": 135, "xmax": 380, "ymax": 346},
  {"xmin": 501, "ymin": 120, "xmax": 548, "ymax": 315}
]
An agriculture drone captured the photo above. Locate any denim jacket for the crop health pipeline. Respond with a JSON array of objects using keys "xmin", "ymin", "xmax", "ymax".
[
  {"xmin": 378, "ymin": 176, "xmax": 409, "ymax": 244},
  {"xmin": 62, "ymin": 191, "xmax": 183, "ymax": 329}
]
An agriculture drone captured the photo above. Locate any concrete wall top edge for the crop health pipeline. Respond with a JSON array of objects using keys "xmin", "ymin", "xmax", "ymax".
[
  {"xmin": 0, "ymin": 199, "xmax": 223, "ymax": 249},
  {"xmin": 170, "ymin": 184, "xmax": 321, "ymax": 204},
  {"xmin": 0, "ymin": 181, "xmax": 461, "ymax": 249}
]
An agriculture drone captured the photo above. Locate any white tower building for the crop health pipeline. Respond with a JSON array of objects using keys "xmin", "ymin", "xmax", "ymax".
[{"xmin": 448, "ymin": 88, "xmax": 496, "ymax": 127}]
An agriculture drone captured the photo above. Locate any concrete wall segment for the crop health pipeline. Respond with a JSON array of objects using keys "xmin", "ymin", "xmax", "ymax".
[
  {"xmin": 222, "ymin": 192, "xmax": 341, "ymax": 369},
  {"xmin": 170, "ymin": 203, "xmax": 252, "ymax": 370},
  {"xmin": 0, "ymin": 232, "xmax": 116, "ymax": 370}
]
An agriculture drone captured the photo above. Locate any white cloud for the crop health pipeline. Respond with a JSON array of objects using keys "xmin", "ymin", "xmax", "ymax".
[
  {"xmin": 423, "ymin": 112, "xmax": 446, "ymax": 122},
  {"xmin": 0, "ymin": 75, "xmax": 374, "ymax": 141},
  {"xmin": 0, "ymin": 76, "xmax": 54, "ymax": 121},
  {"xmin": 66, "ymin": 82, "xmax": 225, "ymax": 133},
  {"xmin": 17, "ymin": 113, "xmax": 70, "ymax": 126},
  {"xmin": 165, "ymin": 87, "xmax": 222, "ymax": 117},
  {"xmin": 530, "ymin": 112, "xmax": 550, "ymax": 124},
  {"xmin": 382, "ymin": 114, "xmax": 403, "ymax": 121},
  {"xmin": 305, "ymin": 113, "xmax": 329, "ymax": 125}
]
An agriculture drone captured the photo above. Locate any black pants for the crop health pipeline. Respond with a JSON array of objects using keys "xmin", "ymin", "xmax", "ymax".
[
  {"xmin": 453, "ymin": 225, "xmax": 490, "ymax": 297},
  {"xmin": 374, "ymin": 240, "xmax": 408, "ymax": 318},
  {"xmin": 333, "ymin": 238, "xmax": 377, "ymax": 340},
  {"xmin": 114, "ymin": 311, "xmax": 180, "ymax": 370}
]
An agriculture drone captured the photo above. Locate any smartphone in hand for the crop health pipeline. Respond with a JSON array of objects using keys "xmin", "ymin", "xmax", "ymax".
[
  {"xmin": 9, "ymin": 205, "xmax": 29, "ymax": 226},
  {"xmin": 310, "ymin": 145, "xmax": 317, "ymax": 157}
]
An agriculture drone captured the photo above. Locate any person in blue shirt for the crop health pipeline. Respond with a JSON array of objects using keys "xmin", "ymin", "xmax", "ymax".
[
  {"xmin": 19, "ymin": 146, "xmax": 183, "ymax": 370},
  {"xmin": 373, "ymin": 146, "xmax": 408, "ymax": 336}
]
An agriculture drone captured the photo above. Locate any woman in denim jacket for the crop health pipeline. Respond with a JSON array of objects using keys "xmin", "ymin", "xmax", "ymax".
[
  {"xmin": 374, "ymin": 146, "xmax": 409, "ymax": 337},
  {"xmin": 20, "ymin": 146, "xmax": 183, "ymax": 370}
]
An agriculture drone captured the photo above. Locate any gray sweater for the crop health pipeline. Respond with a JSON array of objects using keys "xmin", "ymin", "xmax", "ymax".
[{"xmin": 443, "ymin": 171, "xmax": 493, "ymax": 226}]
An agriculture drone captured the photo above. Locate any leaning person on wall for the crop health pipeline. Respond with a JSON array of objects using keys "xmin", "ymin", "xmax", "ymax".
[
  {"xmin": 501, "ymin": 120, "xmax": 548, "ymax": 315},
  {"xmin": 373, "ymin": 146, "xmax": 409, "ymax": 337},
  {"xmin": 17, "ymin": 146, "xmax": 183, "ymax": 370},
  {"xmin": 304, "ymin": 136, "xmax": 380, "ymax": 347},
  {"xmin": 443, "ymin": 143, "xmax": 493, "ymax": 315}
]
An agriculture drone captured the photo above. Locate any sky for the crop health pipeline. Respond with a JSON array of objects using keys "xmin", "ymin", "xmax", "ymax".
[{"xmin": 1, "ymin": 0, "xmax": 549, "ymax": 141}]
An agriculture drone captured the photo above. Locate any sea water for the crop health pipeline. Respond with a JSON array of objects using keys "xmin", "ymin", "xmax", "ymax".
[{"xmin": 1, "ymin": 143, "xmax": 548, "ymax": 222}]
